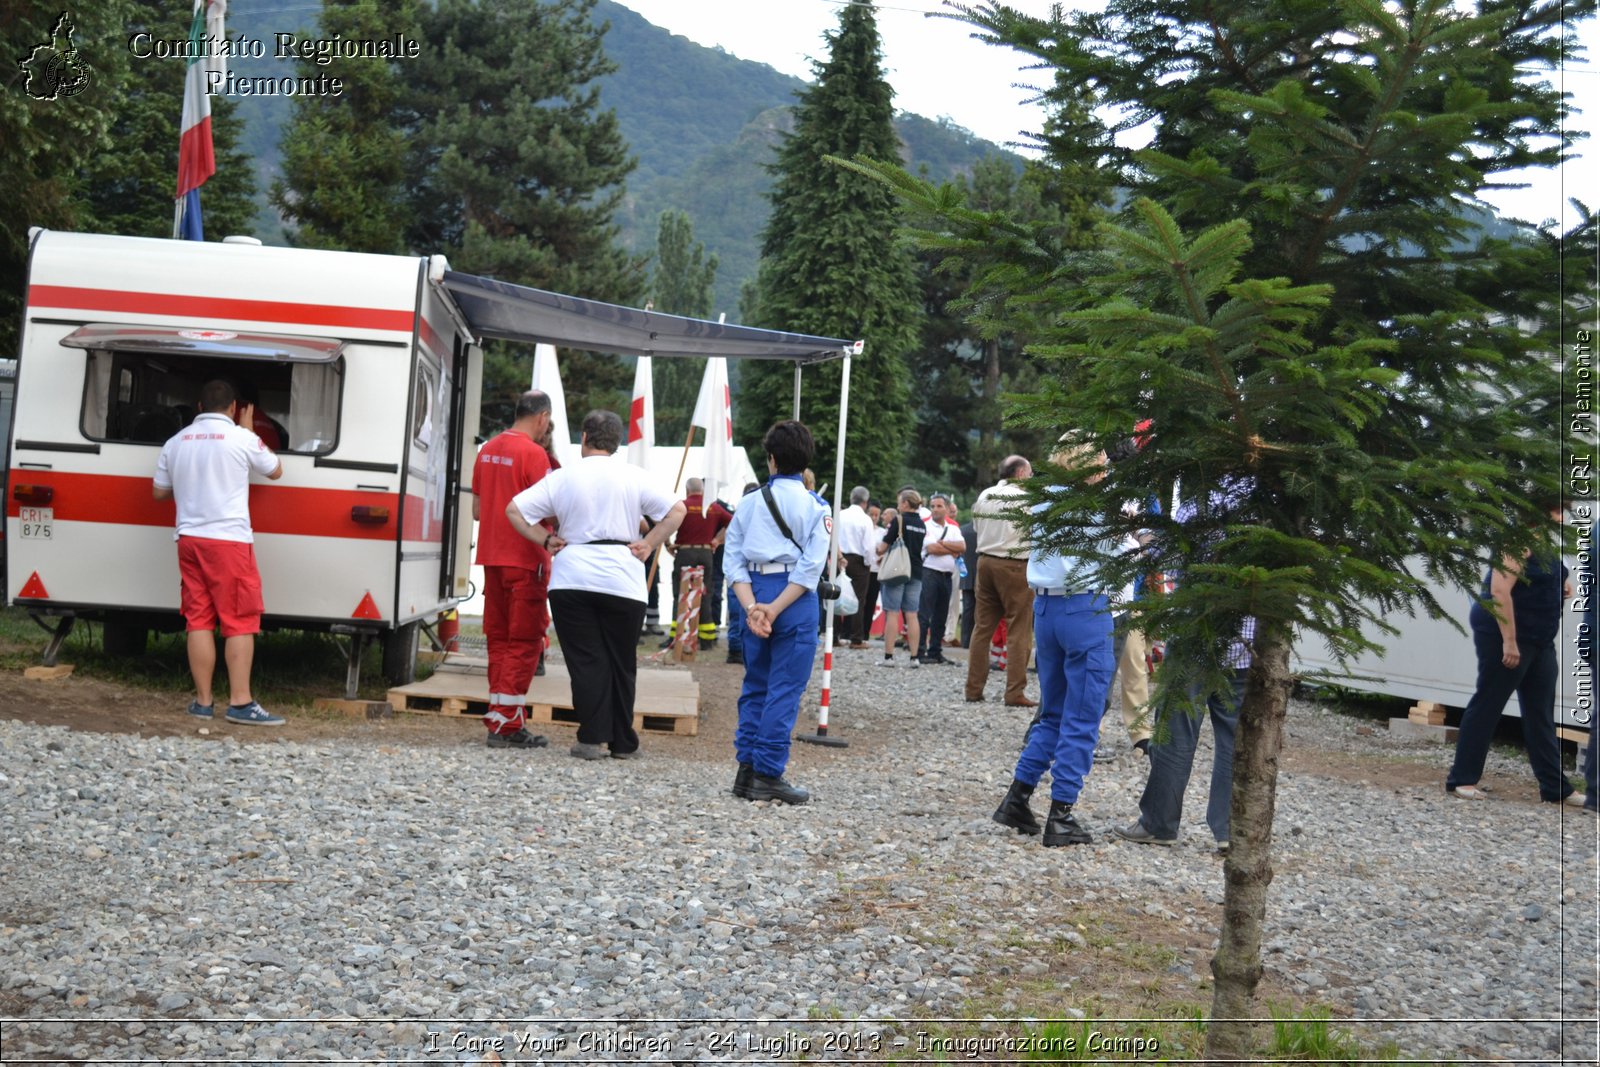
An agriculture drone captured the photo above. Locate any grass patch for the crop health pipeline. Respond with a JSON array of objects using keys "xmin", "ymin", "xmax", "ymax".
[{"xmin": 0, "ymin": 605, "xmax": 402, "ymax": 707}]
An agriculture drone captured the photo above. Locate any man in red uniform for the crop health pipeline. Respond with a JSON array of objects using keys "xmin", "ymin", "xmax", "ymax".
[
  {"xmin": 473, "ymin": 391, "xmax": 555, "ymax": 749},
  {"xmin": 662, "ymin": 477, "xmax": 734, "ymax": 649}
]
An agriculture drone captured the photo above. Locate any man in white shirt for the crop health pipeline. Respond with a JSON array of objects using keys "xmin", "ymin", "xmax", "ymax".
[
  {"xmin": 916, "ymin": 493, "xmax": 965, "ymax": 664},
  {"xmin": 152, "ymin": 380, "xmax": 284, "ymax": 726},
  {"xmin": 507, "ymin": 410, "xmax": 685, "ymax": 760},
  {"xmin": 836, "ymin": 486, "xmax": 875, "ymax": 648}
]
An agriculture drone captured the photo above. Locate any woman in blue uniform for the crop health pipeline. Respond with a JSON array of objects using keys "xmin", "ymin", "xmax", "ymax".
[{"xmin": 723, "ymin": 421, "xmax": 832, "ymax": 805}]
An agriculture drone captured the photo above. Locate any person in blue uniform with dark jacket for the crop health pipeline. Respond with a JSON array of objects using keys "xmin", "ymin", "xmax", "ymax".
[{"xmin": 724, "ymin": 420, "xmax": 832, "ymax": 805}]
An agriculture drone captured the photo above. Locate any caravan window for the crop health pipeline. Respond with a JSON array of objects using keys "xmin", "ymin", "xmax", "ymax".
[{"xmin": 78, "ymin": 349, "xmax": 344, "ymax": 454}]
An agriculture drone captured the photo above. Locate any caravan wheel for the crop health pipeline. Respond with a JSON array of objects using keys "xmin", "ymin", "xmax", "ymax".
[{"xmin": 382, "ymin": 621, "xmax": 421, "ymax": 686}]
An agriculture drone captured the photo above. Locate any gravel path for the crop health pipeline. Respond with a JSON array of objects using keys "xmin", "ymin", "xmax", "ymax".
[{"xmin": 1, "ymin": 648, "xmax": 1596, "ymax": 1064}]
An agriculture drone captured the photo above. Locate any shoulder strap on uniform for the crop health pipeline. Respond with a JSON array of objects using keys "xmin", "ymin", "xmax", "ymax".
[{"xmin": 761, "ymin": 483, "xmax": 805, "ymax": 554}]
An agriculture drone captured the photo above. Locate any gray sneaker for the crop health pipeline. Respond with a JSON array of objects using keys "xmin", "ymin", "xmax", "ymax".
[
  {"xmin": 569, "ymin": 742, "xmax": 607, "ymax": 761},
  {"xmin": 1114, "ymin": 821, "xmax": 1176, "ymax": 846}
]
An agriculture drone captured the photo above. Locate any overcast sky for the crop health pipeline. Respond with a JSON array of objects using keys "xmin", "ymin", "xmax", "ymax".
[{"xmin": 614, "ymin": 0, "xmax": 1596, "ymax": 230}]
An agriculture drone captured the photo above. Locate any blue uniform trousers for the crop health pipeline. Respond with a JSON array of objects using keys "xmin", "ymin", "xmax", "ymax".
[
  {"xmin": 736, "ymin": 572, "xmax": 819, "ymax": 777},
  {"xmin": 1140, "ymin": 669, "xmax": 1245, "ymax": 842},
  {"xmin": 1014, "ymin": 593, "xmax": 1114, "ymax": 803},
  {"xmin": 726, "ymin": 588, "xmax": 745, "ymax": 655}
]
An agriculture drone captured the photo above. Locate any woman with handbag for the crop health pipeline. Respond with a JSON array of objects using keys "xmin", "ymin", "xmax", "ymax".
[{"xmin": 877, "ymin": 488, "xmax": 926, "ymax": 667}]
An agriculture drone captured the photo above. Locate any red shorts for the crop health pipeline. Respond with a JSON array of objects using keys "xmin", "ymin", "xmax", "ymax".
[{"xmin": 177, "ymin": 537, "xmax": 265, "ymax": 637}]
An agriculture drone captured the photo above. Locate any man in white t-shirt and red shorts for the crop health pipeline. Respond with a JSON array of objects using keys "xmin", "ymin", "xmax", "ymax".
[{"xmin": 153, "ymin": 380, "xmax": 284, "ymax": 726}]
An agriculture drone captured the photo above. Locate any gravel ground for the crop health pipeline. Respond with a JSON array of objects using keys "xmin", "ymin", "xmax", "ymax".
[{"xmin": 0, "ymin": 646, "xmax": 1596, "ymax": 1064}]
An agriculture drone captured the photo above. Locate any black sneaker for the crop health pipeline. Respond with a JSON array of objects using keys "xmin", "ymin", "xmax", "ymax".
[
  {"xmin": 747, "ymin": 773, "xmax": 810, "ymax": 805},
  {"xmin": 486, "ymin": 729, "xmax": 549, "ymax": 750}
]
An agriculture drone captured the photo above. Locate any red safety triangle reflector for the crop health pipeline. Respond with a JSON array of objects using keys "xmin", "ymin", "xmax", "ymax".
[
  {"xmin": 352, "ymin": 592, "xmax": 382, "ymax": 619},
  {"xmin": 19, "ymin": 572, "xmax": 48, "ymax": 599}
]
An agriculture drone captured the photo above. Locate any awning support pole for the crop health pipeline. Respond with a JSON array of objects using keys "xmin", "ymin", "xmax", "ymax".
[
  {"xmin": 798, "ymin": 349, "xmax": 852, "ymax": 749},
  {"xmin": 792, "ymin": 364, "xmax": 802, "ymax": 420}
]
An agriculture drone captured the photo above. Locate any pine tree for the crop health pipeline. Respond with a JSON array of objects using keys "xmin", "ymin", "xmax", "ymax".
[
  {"xmin": 271, "ymin": 0, "xmax": 421, "ymax": 253},
  {"xmin": 863, "ymin": 0, "xmax": 1594, "ymax": 1056},
  {"xmin": 737, "ymin": 1, "xmax": 921, "ymax": 493},
  {"xmin": 2, "ymin": 1, "xmax": 135, "ymax": 353},
  {"xmin": 409, "ymin": 0, "xmax": 645, "ymax": 430},
  {"xmin": 79, "ymin": 0, "xmax": 257, "ymax": 242},
  {"xmin": 649, "ymin": 209, "xmax": 719, "ymax": 446}
]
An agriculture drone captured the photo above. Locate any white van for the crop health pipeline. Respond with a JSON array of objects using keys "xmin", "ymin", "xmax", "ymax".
[{"xmin": 5, "ymin": 230, "xmax": 481, "ymax": 689}]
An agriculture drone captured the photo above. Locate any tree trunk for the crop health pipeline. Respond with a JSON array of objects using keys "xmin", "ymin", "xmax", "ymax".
[
  {"xmin": 1204, "ymin": 624, "xmax": 1294, "ymax": 1060},
  {"xmin": 979, "ymin": 336, "xmax": 1001, "ymax": 455}
]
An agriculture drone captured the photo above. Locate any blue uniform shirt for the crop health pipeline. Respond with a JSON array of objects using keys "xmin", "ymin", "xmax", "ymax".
[
  {"xmin": 1025, "ymin": 489, "xmax": 1105, "ymax": 592},
  {"xmin": 724, "ymin": 473, "xmax": 832, "ymax": 590}
]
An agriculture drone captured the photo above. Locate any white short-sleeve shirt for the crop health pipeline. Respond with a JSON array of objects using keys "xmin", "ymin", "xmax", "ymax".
[
  {"xmin": 153, "ymin": 412, "xmax": 280, "ymax": 543},
  {"xmin": 511, "ymin": 453, "xmax": 675, "ymax": 601}
]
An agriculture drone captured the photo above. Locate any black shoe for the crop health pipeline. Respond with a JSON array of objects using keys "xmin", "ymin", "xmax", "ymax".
[
  {"xmin": 992, "ymin": 779, "xmax": 1042, "ymax": 835},
  {"xmin": 731, "ymin": 762, "xmax": 754, "ymax": 799},
  {"xmin": 726, "ymin": 652, "xmax": 742, "ymax": 664},
  {"xmin": 486, "ymin": 729, "xmax": 549, "ymax": 750},
  {"xmin": 1133, "ymin": 738, "xmax": 1150, "ymax": 757},
  {"xmin": 1042, "ymin": 800, "xmax": 1092, "ymax": 846},
  {"xmin": 701, "ymin": 637, "xmax": 718, "ymax": 650},
  {"xmin": 659, "ymin": 635, "xmax": 676, "ymax": 650},
  {"xmin": 748, "ymin": 773, "xmax": 810, "ymax": 805},
  {"xmin": 535, "ymin": 655, "xmax": 546, "ymax": 677}
]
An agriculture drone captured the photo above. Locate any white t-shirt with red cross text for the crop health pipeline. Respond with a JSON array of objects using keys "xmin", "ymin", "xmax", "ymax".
[{"xmin": 154, "ymin": 412, "xmax": 280, "ymax": 542}]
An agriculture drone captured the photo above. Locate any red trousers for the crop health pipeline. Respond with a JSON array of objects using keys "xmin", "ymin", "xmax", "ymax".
[{"xmin": 482, "ymin": 564, "xmax": 549, "ymax": 734}]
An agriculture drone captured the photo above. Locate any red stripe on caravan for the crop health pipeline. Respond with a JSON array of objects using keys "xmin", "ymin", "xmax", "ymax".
[
  {"xmin": 28, "ymin": 285, "xmax": 414, "ymax": 334},
  {"xmin": 418, "ymin": 315, "xmax": 446, "ymax": 357},
  {"xmin": 5, "ymin": 471, "xmax": 399, "ymax": 541}
]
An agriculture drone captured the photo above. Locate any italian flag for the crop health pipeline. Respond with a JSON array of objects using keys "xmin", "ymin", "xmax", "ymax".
[{"xmin": 174, "ymin": 0, "xmax": 227, "ymax": 239}]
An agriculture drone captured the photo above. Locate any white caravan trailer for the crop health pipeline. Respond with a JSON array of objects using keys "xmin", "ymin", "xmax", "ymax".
[
  {"xmin": 1293, "ymin": 560, "xmax": 1592, "ymax": 731},
  {"xmin": 5, "ymin": 230, "xmax": 481, "ymax": 691},
  {"xmin": 5, "ymin": 230, "xmax": 859, "ymax": 698}
]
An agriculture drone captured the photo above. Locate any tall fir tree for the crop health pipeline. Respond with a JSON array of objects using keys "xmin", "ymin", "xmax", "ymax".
[
  {"xmin": 2, "ymin": 2, "xmax": 133, "ymax": 354},
  {"xmin": 271, "ymin": 0, "xmax": 421, "ymax": 253},
  {"xmin": 864, "ymin": 0, "xmax": 1594, "ymax": 1056},
  {"xmin": 409, "ymin": 0, "xmax": 645, "ymax": 432},
  {"xmin": 79, "ymin": 0, "xmax": 257, "ymax": 242},
  {"xmin": 737, "ymin": 1, "xmax": 921, "ymax": 493},
  {"xmin": 649, "ymin": 209, "xmax": 719, "ymax": 446}
]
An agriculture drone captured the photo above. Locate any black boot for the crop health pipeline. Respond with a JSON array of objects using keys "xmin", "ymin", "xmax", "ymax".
[
  {"xmin": 992, "ymin": 779, "xmax": 1041, "ymax": 835},
  {"xmin": 1042, "ymin": 800, "xmax": 1092, "ymax": 846},
  {"xmin": 731, "ymin": 762, "xmax": 754, "ymax": 799},
  {"xmin": 747, "ymin": 773, "xmax": 810, "ymax": 805}
]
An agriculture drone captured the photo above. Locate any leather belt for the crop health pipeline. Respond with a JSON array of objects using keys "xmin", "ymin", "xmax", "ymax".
[
  {"xmin": 1031, "ymin": 586, "xmax": 1090, "ymax": 597},
  {"xmin": 980, "ymin": 553, "xmax": 1026, "ymax": 561},
  {"xmin": 752, "ymin": 561, "xmax": 793, "ymax": 575},
  {"xmin": 677, "ymin": 544, "xmax": 715, "ymax": 549}
]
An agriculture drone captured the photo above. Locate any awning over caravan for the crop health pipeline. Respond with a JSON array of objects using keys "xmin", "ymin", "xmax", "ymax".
[{"xmin": 439, "ymin": 271, "xmax": 856, "ymax": 364}]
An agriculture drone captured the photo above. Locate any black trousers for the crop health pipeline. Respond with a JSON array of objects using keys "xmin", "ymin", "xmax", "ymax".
[
  {"xmin": 843, "ymin": 553, "xmax": 872, "ymax": 642},
  {"xmin": 960, "ymin": 586, "xmax": 975, "ymax": 648},
  {"xmin": 549, "ymin": 589, "xmax": 646, "ymax": 753},
  {"xmin": 918, "ymin": 570, "xmax": 954, "ymax": 657}
]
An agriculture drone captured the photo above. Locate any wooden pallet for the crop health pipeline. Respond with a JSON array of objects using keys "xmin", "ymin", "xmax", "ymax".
[{"xmin": 386, "ymin": 659, "xmax": 699, "ymax": 736}]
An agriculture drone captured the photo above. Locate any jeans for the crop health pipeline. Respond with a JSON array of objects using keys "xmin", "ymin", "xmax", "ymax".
[
  {"xmin": 1138, "ymin": 669, "xmax": 1245, "ymax": 842},
  {"xmin": 1447, "ymin": 630, "xmax": 1570, "ymax": 802},
  {"xmin": 917, "ymin": 570, "xmax": 954, "ymax": 657},
  {"xmin": 1013, "ymin": 594, "xmax": 1114, "ymax": 803}
]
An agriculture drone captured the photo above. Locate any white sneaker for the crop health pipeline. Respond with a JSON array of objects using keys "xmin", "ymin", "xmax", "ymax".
[
  {"xmin": 878, "ymin": 657, "xmax": 897, "ymax": 668},
  {"xmin": 1563, "ymin": 792, "xmax": 1589, "ymax": 808}
]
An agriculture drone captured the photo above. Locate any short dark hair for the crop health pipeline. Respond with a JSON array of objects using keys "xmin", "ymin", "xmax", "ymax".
[
  {"xmin": 516, "ymin": 390, "xmax": 552, "ymax": 420},
  {"xmin": 930, "ymin": 492, "xmax": 950, "ymax": 507},
  {"xmin": 763, "ymin": 420, "xmax": 814, "ymax": 475},
  {"xmin": 199, "ymin": 380, "xmax": 236, "ymax": 414},
  {"xmin": 581, "ymin": 409, "xmax": 623, "ymax": 453}
]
